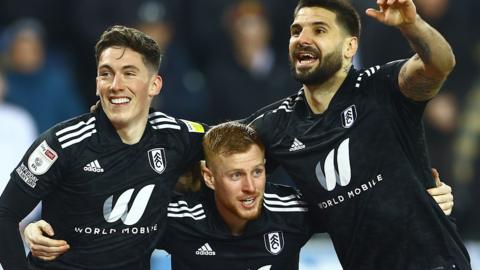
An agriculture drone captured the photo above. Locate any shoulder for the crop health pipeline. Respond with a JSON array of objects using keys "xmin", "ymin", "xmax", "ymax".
[
  {"xmin": 167, "ymin": 191, "xmax": 206, "ymax": 221},
  {"xmin": 263, "ymin": 183, "xmax": 308, "ymax": 213},
  {"xmin": 355, "ymin": 60, "xmax": 407, "ymax": 89},
  {"xmin": 51, "ymin": 112, "xmax": 97, "ymax": 150},
  {"xmin": 148, "ymin": 110, "xmax": 208, "ymax": 135},
  {"xmin": 246, "ymin": 90, "xmax": 303, "ymax": 125},
  {"xmin": 245, "ymin": 90, "xmax": 304, "ymax": 144}
]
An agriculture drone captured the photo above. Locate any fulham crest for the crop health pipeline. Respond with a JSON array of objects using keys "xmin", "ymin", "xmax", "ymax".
[
  {"xmin": 341, "ymin": 105, "xmax": 357, "ymax": 128},
  {"xmin": 264, "ymin": 231, "xmax": 284, "ymax": 255},
  {"xmin": 148, "ymin": 148, "xmax": 167, "ymax": 174}
]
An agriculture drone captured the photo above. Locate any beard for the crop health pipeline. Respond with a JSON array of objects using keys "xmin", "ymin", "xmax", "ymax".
[{"xmin": 290, "ymin": 46, "xmax": 343, "ymax": 85}]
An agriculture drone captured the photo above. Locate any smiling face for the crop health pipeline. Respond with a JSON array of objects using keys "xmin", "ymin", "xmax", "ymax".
[
  {"xmin": 203, "ymin": 144, "xmax": 266, "ymax": 235},
  {"xmin": 289, "ymin": 7, "xmax": 353, "ymax": 85},
  {"xmin": 96, "ymin": 46, "xmax": 162, "ymax": 128}
]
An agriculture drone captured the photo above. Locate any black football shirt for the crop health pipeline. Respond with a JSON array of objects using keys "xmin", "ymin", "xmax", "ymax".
[
  {"xmin": 247, "ymin": 61, "xmax": 471, "ymax": 270},
  {"xmin": 1, "ymin": 107, "xmax": 206, "ymax": 270},
  {"xmin": 159, "ymin": 183, "xmax": 318, "ymax": 270}
]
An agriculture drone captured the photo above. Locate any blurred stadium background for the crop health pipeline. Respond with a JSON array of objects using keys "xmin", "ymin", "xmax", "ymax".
[{"xmin": 0, "ymin": 0, "xmax": 478, "ymax": 269}]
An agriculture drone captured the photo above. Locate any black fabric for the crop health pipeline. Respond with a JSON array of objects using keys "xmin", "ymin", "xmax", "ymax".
[
  {"xmin": 246, "ymin": 62, "xmax": 471, "ymax": 270},
  {"xmin": 0, "ymin": 181, "xmax": 40, "ymax": 270},
  {"xmin": 158, "ymin": 183, "xmax": 315, "ymax": 270},
  {"xmin": 0, "ymin": 107, "xmax": 207, "ymax": 270}
]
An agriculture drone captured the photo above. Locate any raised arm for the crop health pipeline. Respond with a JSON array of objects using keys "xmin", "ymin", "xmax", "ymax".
[{"xmin": 366, "ymin": 0, "xmax": 455, "ymax": 101}]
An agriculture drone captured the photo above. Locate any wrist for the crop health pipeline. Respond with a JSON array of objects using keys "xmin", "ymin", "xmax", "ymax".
[{"xmin": 398, "ymin": 14, "xmax": 422, "ymax": 34}]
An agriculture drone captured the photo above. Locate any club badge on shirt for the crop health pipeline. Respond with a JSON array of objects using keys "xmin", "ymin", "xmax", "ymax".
[
  {"xmin": 264, "ymin": 231, "xmax": 284, "ymax": 255},
  {"xmin": 341, "ymin": 104, "xmax": 357, "ymax": 128},
  {"xmin": 148, "ymin": 148, "xmax": 167, "ymax": 174},
  {"xmin": 28, "ymin": 140, "xmax": 58, "ymax": 175}
]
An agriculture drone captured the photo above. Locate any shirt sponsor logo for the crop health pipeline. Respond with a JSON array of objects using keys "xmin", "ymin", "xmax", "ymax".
[
  {"xmin": 74, "ymin": 224, "xmax": 158, "ymax": 235},
  {"xmin": 196, "ymin": 243, "xmax": 216, "ymax": 256},
  {"xmin": 315, "ymin": 138, "xmax": 351, "ymax": 191},
  {"xmin": 341, "ymin": 105, "xmax": 357, "ymax": 128},
  {"xmin": 148, "ymin": 148, "xmax": 167, "ymax": 174},
  {"xmin": 264, "ymin": 231, "xmax": 284, "ymax": 255},
  {"xmin": 28, "ymin": 140, "xmax": 58, "ymax": 175},
  {"xmin": 16, "ymin": 163, "xmax": 39, "ymax": 188},
  {"xmin": 103, "ymin": 184, "xmax": 155, "ymax": 226}
]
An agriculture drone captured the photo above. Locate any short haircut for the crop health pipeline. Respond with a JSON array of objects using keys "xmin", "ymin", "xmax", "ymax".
[
  {"xmin": 202, "ymin": 122, "xmax": 265, "ymax": 165},
  {"xmin": 95, "ymin": 25, "xmax": 162, "ymax": 72},
  {"xmin": 294, "ymin": 0, "xmax": 361, "ymax": 38}
]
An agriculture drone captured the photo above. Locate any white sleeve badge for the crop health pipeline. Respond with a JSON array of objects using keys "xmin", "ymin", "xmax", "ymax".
[{"xmin": 28, "ymin": 140, "xmax": 58, "ymax": 175}]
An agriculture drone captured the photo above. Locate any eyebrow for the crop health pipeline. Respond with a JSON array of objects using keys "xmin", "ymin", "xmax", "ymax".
[
  {"xmin": 97, "ymin": 64, "xmax": 140, "ymax": 71},
  {"xmin": 291, "ymin": 20, "xmax": 330, "ymax": 29}
]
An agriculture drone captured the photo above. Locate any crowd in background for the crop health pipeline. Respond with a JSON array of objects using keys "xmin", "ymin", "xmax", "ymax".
[{"xmin": 0, "ymin": 0, "xmax": 478, "ymax": 241}]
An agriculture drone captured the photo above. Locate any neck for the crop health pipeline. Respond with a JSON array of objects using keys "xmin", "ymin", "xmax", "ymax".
[
  {"xmin": 303, "ymin": 64, "xmax": 351, "ymax": 114},
  {"xmin": 226, "ymin": 219, "xmax": 247, "ymax": 237},
  {"xmin": 113, "ymin": 116, "xmax": 148, "ymax": 145},
  {"xmin": 215, "ymin": 199, "xmax": 248, "ymax": 236}
]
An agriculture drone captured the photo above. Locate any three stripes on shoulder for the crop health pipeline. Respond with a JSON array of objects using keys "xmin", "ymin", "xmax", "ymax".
[
  {"xmin": 55, "ymin": 112, "xmax": 202, "ymax": 149},
  {"xmin": 168, "ymin": 194, "xmax": 308, "ymax": 221}
]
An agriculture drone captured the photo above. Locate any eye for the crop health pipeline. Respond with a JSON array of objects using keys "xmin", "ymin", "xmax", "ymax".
[
  {"xmin": 125, "ymin": 71, "xmax": 137, "ymax": 76},
  {"xmin": 230, "ymin": 172, "xmax": 243, "ymax": 181},
  {"xmin": 99, "ymin": 71, "xmax": 111, "ymax": 78},
  {"xmin": 314, "ymin": 27, "xmax": 326, "ymax": 34},
  {"xmin": 253, "ymin": 168, "xmax": 264, "ymax": 178},
  {"xmin": 290, "ymin": 27, "xmax": 301, "ymax": 37}
]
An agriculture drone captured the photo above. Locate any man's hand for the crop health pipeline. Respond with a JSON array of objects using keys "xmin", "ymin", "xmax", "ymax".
[
  {"xmin": 366, "ymin": 0, "xmax": 417, "ymax": 27},
  {"xmin": 427, "ymin": 168, "xmax": 454, "ymax": 215},
  {"xmin": 24, "ymin": 220, "xmax": 70, "ymax": 261}
]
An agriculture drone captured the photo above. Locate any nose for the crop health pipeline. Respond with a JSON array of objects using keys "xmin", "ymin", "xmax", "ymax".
[
  {"xmin": 110, "ymin": 74, "xmax": 125, "ymax": 91},
  {"xmin": 296, "ymin": 29, "xmax": 313, "ymax": 47},
  {"xmin": 242, "ymin": 176, "xmax": 256, "ymax": 193}
]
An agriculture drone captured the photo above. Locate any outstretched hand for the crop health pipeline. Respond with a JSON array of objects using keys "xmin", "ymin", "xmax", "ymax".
[
  {"xmin": 24, "ymin": 220, "xmax": 70, "ymax": 261},
  {"xmin": 365, "ymin": 0, "xmax": 417, "ymax": 27}
]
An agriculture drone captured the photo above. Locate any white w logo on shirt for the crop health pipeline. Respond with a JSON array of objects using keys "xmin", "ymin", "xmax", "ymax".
[
  {"xmin": 103, "ymin": 184, "xmax": 155, "ymax": 225},
  {"xmin": 315, "ymin": 138, "xmax": 351, "ymax": 191}
]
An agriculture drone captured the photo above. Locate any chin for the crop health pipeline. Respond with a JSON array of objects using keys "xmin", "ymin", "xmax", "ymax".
[{"xmin": 241, "ymin": 206, "xmax": 262, "ymax": 221}]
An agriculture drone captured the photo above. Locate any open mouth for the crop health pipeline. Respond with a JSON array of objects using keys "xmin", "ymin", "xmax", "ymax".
[
  {"xmin": 296, "ymin": 51, "xmax": 319, "ymax": 67},
  {"xmin": 240, "ymin": 197, "xmax": 256, "ymax": 208},
  {"xmin": 110, "ymin": 97, "xmax": 131, "ymax": 105}
]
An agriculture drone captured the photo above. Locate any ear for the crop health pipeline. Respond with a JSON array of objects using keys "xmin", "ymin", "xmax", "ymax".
[
  {"xmin": 344, "ymin": 36, "xmax": 358, "ymax": 59},
  {"xmin": 149, "ymin": 74, "xmax": 163, "ymax": 97},
  {"xmin": 95, "ymin": 77, "xmax": 100, "ymax": 96},
  {"xmin": 200, "ymin": 160, "xmax": 215, "ymax": 190}
]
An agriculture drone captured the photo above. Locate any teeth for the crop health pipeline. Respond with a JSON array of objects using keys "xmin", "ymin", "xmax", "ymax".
[
  {"xmin": 302, "ymin": 53, "xmax": 314, "ymax": 58},
  {"xmin": 111, "ymin": 97, "xmax": 130, "ymax": 104},
  {"xmin": 242, "ymin": 198, "xmax": 255, "ymax": 205},
  {"xmin": 299, "ymin": 58, "xmax": 315, "ymax": 64}
]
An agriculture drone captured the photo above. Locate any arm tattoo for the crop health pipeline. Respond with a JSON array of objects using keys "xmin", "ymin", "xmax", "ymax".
[
  {"xmin": 399, "ymin": 60, "xmax": 443, "ymax": 100},
  {"xmin": 408, "ymin": 35, "xmax": 432, "ymax": 65}
]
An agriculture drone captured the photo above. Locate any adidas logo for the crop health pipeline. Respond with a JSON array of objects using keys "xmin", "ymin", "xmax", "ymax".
[
  {"xmin": 195, "ymin": 243, "xmax": 216, "ymax": 256},
  {"xmin": 289, "ymin": 138, "xmax": 305, "ymax": 152},
  {"xmin": 84, "ymin": 160, "xmax": 104, "ymax": 173}
]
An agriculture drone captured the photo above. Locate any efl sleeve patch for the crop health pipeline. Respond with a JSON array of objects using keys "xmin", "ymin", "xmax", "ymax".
[
  {"xmin": 27, "ymin": 140, "xmax": 58, "ymax": 175},
  {"xmin": 180, "ymin": 120, "xmax": 205, "ymax": 133}
]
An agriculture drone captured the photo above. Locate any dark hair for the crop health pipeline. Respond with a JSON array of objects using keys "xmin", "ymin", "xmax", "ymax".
[
  {"xmin": 294, "ymin": 0, "xmax": 361, "ymax": 38},
  {"xmin": 203, "ymin": 121, "xmax": 265, "ymax": 164},
  {"xmin": 95, "ymin": 25, "xmax": 162, "ymax": 72}
]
